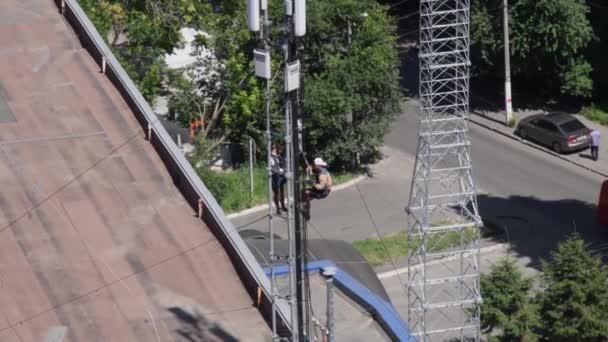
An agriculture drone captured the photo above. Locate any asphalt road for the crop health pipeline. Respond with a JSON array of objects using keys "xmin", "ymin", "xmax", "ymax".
[
  {"xmin": 234, "ymin": 99, "xmax": 608, "ymax": 270},
  {"xmin": 387, "ymin": 102, "xmax": 603, "ymax": 201},
  {"xmin": 387, "ymin": 101, "xmax": 608, "ymax": 268}
]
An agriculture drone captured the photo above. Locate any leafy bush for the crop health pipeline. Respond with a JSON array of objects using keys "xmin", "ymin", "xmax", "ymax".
[
  {"xmin": 472, "ymin": 0, "xmax": 594, "ymax": 98},
  {"xmin": 537, "ymin": 233, "xmax": 608, "ymax": 340},
  {"xmin": 481, "ymin": 260, "xmax": 540, "ymax": 341},
  {"xmin": 197, "ymin": 166, "xmax": 268, "ymax": 214},
  {"xmin": 303, "ymin": 1, "xmax": 401, "ymax": 169},
  {"xmin": 560, "ymin": 59, "xmax": 593, "ymax": 98},
  {"xmin": 580, "ymin": 104, "xmax": 608, "ymax": 126},
  {"xmin": 481, "ymin": 233, "xmax": 608, "ymax": 341}
]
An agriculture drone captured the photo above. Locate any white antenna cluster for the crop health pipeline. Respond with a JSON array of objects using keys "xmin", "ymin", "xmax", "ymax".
[
  {"xmin": 247, "ymin": 1, "xmax": 308, "ymax": 341},
  {"xmin": 248, "ymin": 0, "xmax": 306, "ymax": 36}
]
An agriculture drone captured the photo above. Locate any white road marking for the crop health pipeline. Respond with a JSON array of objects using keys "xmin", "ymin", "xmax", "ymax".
[{"xmin": 377, "ymin": 243, "xmax": 507, "ymax": 279}]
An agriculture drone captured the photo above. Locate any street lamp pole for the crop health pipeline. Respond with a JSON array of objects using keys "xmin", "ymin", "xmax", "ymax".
[{"xmin": 503, "ymin": 0, "xmax": 513, "ymax": 125}]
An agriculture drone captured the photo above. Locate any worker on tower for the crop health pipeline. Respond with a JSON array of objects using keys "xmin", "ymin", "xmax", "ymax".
[
  {"xmin": 303, "ymin": 157, "xmax": 333, "ymax": 220},
  {"xmin": 270, "ymin": 144, "xmax": 288, "ymax": 215},
  {"xmin": 307, "ymin": 157, "xmax": 333, "ymax": 199}
]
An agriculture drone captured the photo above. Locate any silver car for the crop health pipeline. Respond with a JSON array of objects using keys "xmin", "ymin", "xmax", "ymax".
[{"xmin": 515, "ymin": 113, "xmax": 591, "ymax": 153}]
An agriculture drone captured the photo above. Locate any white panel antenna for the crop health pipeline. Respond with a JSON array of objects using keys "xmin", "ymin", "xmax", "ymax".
[
  {"xmin": 247, "ymin": 0, "xmax": 260, "ymax": 32},
  {"xmin": 285, "ymin": 0, "xmax": 293, "ymax": 16},
  {"xmin": 294, "ymin": 0, "xmax": 306, "ymax": 37},
  {"xmin": 285, "ymin": 61, "xmax": 300, "ymax": 92},
  {"xmin": 254, "ymin": 49, "xmax": 271, "ymax": 79}
]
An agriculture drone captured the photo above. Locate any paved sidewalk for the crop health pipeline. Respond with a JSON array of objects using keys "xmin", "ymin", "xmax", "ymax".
[
  {"xmin": 231, "ymin": 145, "xmax": 416, "ymax": 243},
  {"xmin": 471, "ymin": 109, "xmax": 608, "ymax": 178},
  {"xmin": 227, "ymin": 174, "xmax": 367, "ymax": 219}
]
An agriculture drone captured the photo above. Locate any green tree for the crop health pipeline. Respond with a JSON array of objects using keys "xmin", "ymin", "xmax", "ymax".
[
  {"xmin": 481, "ymin": 259, "xmax": 540, "ymax": 341},
  {"xmin": 302, "ymin": 0, "xmax": 401, "ymax": 168},
  {"xmin": 538, "ymin": 233, "xmax": 608, "ymax": 341},
  {"xmin": 167, "ymin": 0, "xmax": 400, "ymax": 169},
  {"xmin": 166, "ymin": 0, "xmax": 263, "ymax": 155},
  {"xmin": 81, "ymin": 0, "xmax": 401, "ymax": 169},
  {"xmin": 587, "ymin": 0, "xmax": 608, "ymax": 99},
  {"xmin": 472, "ymin": 0, "xmax": 594, "ymax": 98},
  {"xmin": 78, "ymin": 0, "xmax": 210, "ymax": 102}
]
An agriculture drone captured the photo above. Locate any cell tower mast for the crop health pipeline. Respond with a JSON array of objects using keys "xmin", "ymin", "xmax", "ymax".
[
  {"xmin": 248, "ymin": 1, "xmax": 308, "ymax": 340},
  {"xmin": 407, "ymin": 0, "xmax": 483, "ymax": 341}
]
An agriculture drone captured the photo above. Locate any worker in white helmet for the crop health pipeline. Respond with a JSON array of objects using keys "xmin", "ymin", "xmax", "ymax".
[
  {"xmin": 303, "ymin": 157, "xmax": 333, "ymax": 220},
  {"xmin": 307, "ymin": 157, "xmax": 332, "ymax": 199}
]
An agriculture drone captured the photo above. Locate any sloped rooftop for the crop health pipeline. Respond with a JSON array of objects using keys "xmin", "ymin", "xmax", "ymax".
[{"xmin": 0, "ymin": 0, "xmax": 270, "ymax": 340}]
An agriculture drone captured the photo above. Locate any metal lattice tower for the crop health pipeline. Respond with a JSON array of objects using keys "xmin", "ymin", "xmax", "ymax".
[{"xmin": 406, "ymin": 0, "xmax": 483, "ymax": 341}]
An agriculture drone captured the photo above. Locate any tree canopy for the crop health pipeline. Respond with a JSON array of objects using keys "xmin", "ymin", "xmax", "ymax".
[
  {"xmin": 78, "ymin": 0, "xmax": 211, "ymax": 101},
  {"xmin": 471, "ymin": 0, "xmax": 595, "ymax": 98},
  {"xmin": 538, "ymin": 233, "xmax": 608, "ymax": 340},
  {"xmin": 481, "ymin": 234, "xmax": 608, "ymax": 341},
  {"xmin": 481, "ymin": 259, "xmax": 539, "ymax": 341},
  {"xmin": 302, "ymin": 0, "xmax": 401, "ymax": 168},
  {"xmin": 166, "ymin": 0, "xmax": 263, "ymax": 156},
  {"xmin": 79, "ymin": 0, "xmax": 401, "ymax": 169}
]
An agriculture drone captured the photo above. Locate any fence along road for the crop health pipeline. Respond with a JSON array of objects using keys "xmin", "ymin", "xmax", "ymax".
[{"xmin": 0, "ymin": 0, "xmax": 273, "ymax": 340}]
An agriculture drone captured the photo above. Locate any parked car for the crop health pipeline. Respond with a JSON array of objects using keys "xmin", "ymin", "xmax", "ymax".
[{"xmin": 515, "ymin": 112, "xmax": 591, "ymax": 153}]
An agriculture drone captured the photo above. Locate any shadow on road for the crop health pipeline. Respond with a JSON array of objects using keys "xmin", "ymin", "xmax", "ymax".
[
  {"xmin": 169, "ymin": 306, "xmax": 239, "ymax": 342},
  {"xmin": 579, "ymin": 152, "xmax": 596, "ymax": 161},
  {"xmin": 399, "ymin": 44, "xmax": 419, "ymax": 97},
  {"xmin": 478, "ymin": 193, "xmax": 608, "ymax": 269}
]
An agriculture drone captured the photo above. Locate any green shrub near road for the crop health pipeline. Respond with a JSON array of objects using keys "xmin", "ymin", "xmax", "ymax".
[
  {"xmin": 352, "ymin": 227, "xmax": 476, "ymax": 266},
  {"xmin": 480, "ymin": 233, "xmax": 608, "ymax": 341},
  {"xmin": 481, "ymin": 259, "xmax": 539, "ymax": 342},
  {"xmin": 537, "ymin": 234, "xmax": 608, "ymax": 340},
  {"xmin": 580, "ymin": 104, "xmax": 608, "ymax": 126},
  {"xmin": 353, "ymin": 231, "xmax": 409, "ymax": 266},
  {"xmin": 198, "ymin": 166, "xmax": 269, "ymax": 214},
  {"xmin": 198, "ymin": 166, "xmax": 360, "ymax": 214}
]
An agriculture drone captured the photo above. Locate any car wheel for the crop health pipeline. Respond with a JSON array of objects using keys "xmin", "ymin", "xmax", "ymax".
[
  {"xmin": 552, "ymin": 142, "xmax": 561, "ymax": 154},
  {"xmin": 519, "ymin": 128, "xmax": 527, "ymax": 139}
]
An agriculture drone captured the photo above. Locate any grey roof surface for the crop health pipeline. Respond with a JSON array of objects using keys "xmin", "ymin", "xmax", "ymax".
[
  {"xmin": 244, "ymin": 236, "xmax": 391, "ymax": 302},
  {"xmin": 0, "ymin": 0, "xmax": 270, "ymax": 341},
  {"xmin": 271, "ymin": 274, "xmax": 391, "ymax": 342}
]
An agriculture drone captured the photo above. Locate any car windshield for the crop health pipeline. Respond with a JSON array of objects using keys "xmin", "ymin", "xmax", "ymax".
[{"xmin": 559, "ymin": 119, "xmax": 585, "ymax": 133}]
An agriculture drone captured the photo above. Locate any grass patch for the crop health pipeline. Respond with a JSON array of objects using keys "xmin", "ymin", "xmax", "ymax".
[
  {"xmin": 198, "ymin": 165, "xmax": 360, "ymax": 214},
  {"xmin": 352, "ymin": 228, "xmax": 477, "ymax": 266},
  {"xmin": 580, "ymin": 104, "xmax": 608, "ymax": 126},
  {"xmin": 198, "ymin": 166, "xmax": 268, "ymax": 214},
  {"xmin": 333, "ymin": 172, "xmax": 358, "ymax": 185}
]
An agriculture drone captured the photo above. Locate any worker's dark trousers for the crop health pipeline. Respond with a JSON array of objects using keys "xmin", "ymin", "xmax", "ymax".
[{"xmin": 591, "ymin": 145, "xmax": 599, "ymax": 161}]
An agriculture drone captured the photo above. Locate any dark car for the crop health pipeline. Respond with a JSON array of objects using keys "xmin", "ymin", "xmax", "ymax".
[{"xmin": 515, "ymin": 112, "xmax": 591, "ymax": 153}]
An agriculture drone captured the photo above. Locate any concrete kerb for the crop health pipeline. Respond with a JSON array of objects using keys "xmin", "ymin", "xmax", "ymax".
[
  {"xmin": 377, "ymin": 243, "xmax": 509, "ymax": 279},
  {"xmin": 226, "ymin": 174, "xmax": 367, "ymax": 219},
  {"xmin": 468, "ymin": 113, "xmax": 608, "ymax": 179}
]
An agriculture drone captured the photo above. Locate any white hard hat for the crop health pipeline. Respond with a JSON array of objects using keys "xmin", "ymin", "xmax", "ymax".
[{"xmin": 314, "ymin": 157, "xmax": 328, "ymax": 167}]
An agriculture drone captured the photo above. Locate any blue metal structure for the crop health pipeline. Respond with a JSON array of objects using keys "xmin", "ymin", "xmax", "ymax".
[{"xmin": 265, "ymin": 260, "xmax": 412, "ymax": 342}]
